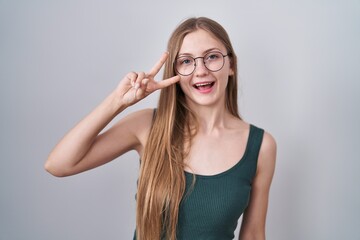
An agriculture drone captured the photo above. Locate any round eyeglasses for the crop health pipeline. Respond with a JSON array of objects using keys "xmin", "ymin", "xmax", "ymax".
[{"xmin": 174, "ymin": 51, "xmax": 229, "ymax": 76}]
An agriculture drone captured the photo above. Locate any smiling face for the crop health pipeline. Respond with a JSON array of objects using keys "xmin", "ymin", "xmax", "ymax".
[{"xmin": 177, "ymin": 29, "xmax": 234, "ymax": 109}]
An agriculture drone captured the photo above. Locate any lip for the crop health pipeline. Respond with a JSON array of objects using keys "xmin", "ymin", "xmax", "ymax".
[{"xmin": 192, "ymin": 81, "xmax": 215, "ymax": 94}]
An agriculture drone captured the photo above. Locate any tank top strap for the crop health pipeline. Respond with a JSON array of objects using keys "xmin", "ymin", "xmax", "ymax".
[
  {"xmin": 152, "ymin": 108, "xmax": 157, "ymax": 122},
  {"xmin": 243, "ymin": 124, "xmax": 264, "ymax": 181}
]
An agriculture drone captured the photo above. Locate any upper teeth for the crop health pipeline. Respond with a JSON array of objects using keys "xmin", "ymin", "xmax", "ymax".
[{"xmin": 195, "ymin": 82, "xmax": 212, "ymax": 87}]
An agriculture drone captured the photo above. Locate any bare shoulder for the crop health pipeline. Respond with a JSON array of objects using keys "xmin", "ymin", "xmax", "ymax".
[
  {"xmin": 239, "ymin": 131, "xmax": 276, "ymax": 237},
  {"xmin": 114, "ymin": 108, "xmax": 154, "ymax": 135},
  {"xmin": 257, "ymin": 131, "xmax": 277, "ymax": 180},
  {"xmin": 120, "ymin": 108, "xmax": 154, "ymax": 126},
  {"xmin": 112, "ymin": 108, "xmax": 154, "ymax": 152},
  {"xmin": 260, "ymin": 131, "xmax": 277, "ymax": 158}
]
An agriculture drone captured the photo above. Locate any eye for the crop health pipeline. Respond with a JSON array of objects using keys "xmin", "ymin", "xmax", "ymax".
[
  {"xmin": 206, "ymin": 52, "xmax": 221, "ymax": 61},
  {"xmin": 177, "ymin": 57, "xmax": 194, "ymax": 65}
]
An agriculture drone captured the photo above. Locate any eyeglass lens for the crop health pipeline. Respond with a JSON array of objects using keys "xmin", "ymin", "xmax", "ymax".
[{"xmin": 175, "ymin": 51, "xmax": 227, "ymax": 76}]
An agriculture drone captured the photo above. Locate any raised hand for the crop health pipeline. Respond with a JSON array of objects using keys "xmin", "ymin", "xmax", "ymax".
[{"xmin": 114, "ymin": 52, "xmax": 181, "ymax": 107}]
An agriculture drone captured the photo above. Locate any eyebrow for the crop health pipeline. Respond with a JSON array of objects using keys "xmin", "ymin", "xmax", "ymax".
[{"xmin": 178, "ymin": 47, "xmax": 223, "ymax": 57}]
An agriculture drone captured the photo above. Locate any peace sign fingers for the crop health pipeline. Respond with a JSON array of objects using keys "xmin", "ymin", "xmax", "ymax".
[
  {"xmin": 114, "ymin": 52, "xmax": 181, "ymax": 108},
  {"xmin": 146, "ymin": 52, "xmax": 181, "ymax": 91}
]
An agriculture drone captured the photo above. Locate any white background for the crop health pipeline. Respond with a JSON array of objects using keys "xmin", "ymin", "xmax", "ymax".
[{"xmin": 1, "ymin": 0, "xmax": 359, "ymax": 239}]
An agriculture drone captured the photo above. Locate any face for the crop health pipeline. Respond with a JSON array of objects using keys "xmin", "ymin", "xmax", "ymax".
[{"xmin": 176, "ymin": 29, "xmax": 234, "ymax": 108}]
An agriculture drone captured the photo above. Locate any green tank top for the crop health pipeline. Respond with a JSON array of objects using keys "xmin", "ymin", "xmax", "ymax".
[
  {"xmin": 134, "ymin": 124, "xmax": 264, "ymax": 240},
  {"xmin": 176, "ymin": 124, "xmax": 264, "ymax": 239}
]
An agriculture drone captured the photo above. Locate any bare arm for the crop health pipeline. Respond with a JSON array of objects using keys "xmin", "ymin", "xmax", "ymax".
[
  {"xmin": 239, "ymin": 132, "xmax": 277, "ymax": 240},
  {"xmin": 45, "ymin": 52, "xmax": 180, "ymax": 177}
]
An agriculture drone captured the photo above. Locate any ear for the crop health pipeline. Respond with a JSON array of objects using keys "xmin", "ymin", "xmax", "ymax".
[{"xmin": 229, "ymin": 68, "xmax": 234, "ymax": 76}]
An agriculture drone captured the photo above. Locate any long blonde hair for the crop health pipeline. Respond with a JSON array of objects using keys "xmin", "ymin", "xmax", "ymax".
[{"xmin": 136, "ymin": 17, "xmax": 240, "ymax": 240}]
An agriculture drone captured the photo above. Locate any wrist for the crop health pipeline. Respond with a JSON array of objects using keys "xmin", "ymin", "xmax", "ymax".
[{"xmin": 105, "ymin": 90, "xmax": 128, "ymax": 116}]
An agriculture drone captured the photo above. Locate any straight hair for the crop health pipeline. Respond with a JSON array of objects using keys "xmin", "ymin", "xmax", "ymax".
[{"xmin": 136, "ymin": 17, "xmax": 240, "ymax": 240}]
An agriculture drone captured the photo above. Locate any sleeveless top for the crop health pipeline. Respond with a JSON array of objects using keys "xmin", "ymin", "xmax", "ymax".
[
  {"xmin": 134, "ymin": 123, "xmax": 264, "ymax": 240},
  {"xmin": 176, "ymin": 124, "xmax": 264, "ymax": 239}
]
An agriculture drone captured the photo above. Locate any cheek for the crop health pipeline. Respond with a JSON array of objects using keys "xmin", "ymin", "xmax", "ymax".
[
  {"xmin": 217, "ymin": 70, "xmax": 231, "ymax": 83},
  {"xmin": 179, "ymin": 76, "xmax": 191, "ymax": 90}
]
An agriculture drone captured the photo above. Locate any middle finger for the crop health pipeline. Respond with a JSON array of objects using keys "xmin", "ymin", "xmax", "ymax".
[{"xmin": 147, "ymin": 52, "xmax": 169, "ymax": 78}]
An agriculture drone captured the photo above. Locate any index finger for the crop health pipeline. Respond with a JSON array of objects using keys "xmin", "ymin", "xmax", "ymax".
[
  {"xmin": 155, "ymin": 75, "xmax": 181, "ymax": 90},
  {"xmin": 147, "ymin": 52, "xmax": 169, "ymax": 77}
]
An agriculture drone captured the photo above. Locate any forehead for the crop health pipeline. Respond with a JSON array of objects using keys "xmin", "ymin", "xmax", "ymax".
[{"xmin": 178, "ymin": 29, "xmax": 226, "ymax": 55}]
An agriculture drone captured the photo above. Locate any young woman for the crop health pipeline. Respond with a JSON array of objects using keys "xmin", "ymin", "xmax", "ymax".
[{"xmin": 45, "ymin": 17, "xmax": 276, "ymax": 240}]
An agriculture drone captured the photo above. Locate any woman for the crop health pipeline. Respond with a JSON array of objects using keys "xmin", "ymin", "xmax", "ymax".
[{"xmin": 45, "ymin": 17, "xmax": 276, "ymax": 240}]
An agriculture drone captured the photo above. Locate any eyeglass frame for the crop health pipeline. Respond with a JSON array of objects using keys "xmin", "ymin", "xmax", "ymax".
[{"xmin": 174, "ymin": 51, "xmax": 230, "ymax": 76}]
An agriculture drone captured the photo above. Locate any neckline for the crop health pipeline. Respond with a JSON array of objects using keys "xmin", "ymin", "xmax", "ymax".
[{"xmin": 184, "ymin": 124, "xmax": 253, "ymax": 179}]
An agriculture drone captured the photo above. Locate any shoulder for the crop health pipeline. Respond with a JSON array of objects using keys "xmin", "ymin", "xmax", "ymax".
[
  {"xmin": 239, "ymin": 129, "xmax": 276, "ymax": 237},
  {"xmin": 112, "ymin": 108, "xmax": 155, "ymax": 153},
  {"xmin": 260, "ymin": 131, "xmax": 277, "ymax": 158},
  {"xmin": 120, "ymin": 108, "xmax": 154, "ymax": 135},
  {"xmin": 257, "ymin": 130, "xmax": 277, "ymax": 182},
  {"xmin": 122, "ymin": 108, "xmax": 154, "ymax": 124}
]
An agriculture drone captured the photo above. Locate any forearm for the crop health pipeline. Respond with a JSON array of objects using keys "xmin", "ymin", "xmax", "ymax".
[{"xmin": 45, "ymin": 91, "xmax": 125, "ymax": 176}]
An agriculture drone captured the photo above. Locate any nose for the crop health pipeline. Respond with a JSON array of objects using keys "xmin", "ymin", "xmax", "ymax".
[{"xmin": 194, "ymin": 58, "xmax": 208, "ymax": 76}]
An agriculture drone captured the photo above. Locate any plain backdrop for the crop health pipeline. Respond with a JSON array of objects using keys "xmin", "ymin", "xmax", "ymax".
[{"xmin": 1, "ymin": 0, "xmax": 359, "ymax": 239}]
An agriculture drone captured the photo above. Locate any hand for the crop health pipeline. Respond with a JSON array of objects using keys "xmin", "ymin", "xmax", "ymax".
[{"xmin": 114, "ymin": 52, "xmax": 181, "ymax": 107}]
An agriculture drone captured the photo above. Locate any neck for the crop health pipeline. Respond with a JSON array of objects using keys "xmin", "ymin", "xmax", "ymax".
[{"xmin": 189, "ymin": 104, "xmax": 232, "ymax": 134}]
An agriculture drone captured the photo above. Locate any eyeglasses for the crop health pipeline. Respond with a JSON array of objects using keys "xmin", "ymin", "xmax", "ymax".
[{"xmin": 174, "ymin": 51, "xmax": 229, "ymax": 76}]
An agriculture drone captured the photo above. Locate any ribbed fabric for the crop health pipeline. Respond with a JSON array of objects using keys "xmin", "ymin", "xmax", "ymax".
[
  {"xmin": 176, "ymin": 124, "xmax": 264, "ymax": 239},
  {"xmin": 133, "ymin": 124, "xmax": 264, "ymax": 240}
]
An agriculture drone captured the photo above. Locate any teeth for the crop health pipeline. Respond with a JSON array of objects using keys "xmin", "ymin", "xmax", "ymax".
[{"xmin": 195, "ymin": 82, "xmax": 212, "ymax": 87}]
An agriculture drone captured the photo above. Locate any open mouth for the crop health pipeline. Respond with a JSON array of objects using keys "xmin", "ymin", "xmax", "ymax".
[{"xmin": 193, "ymin": 82, "xmax": 215, "ymax": 91}]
